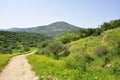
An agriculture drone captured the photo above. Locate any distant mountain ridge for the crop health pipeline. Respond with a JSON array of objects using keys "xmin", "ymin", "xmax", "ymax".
[{"xmin": 5, "ymin": 21, "xmax": 82, "ymax": 36}]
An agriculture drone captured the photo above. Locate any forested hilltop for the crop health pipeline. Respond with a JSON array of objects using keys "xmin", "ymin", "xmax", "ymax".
[{"xmin": 6, "ymin": 21, "xmax": 81, "ymax": 37}]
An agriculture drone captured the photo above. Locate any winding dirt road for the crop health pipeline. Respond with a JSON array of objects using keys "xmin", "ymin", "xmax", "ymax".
[{"xmin": 0, "ymin": 50, "xmax": 39, "ymax": 80}]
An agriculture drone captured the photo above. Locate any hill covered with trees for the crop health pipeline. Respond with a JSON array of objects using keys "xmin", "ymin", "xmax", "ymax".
[
  {"xmin": 0, "ymin": 31, "xmax": 47, "ymax": 54},
  {"xmin": 6, "ymin": 21, "xmax": 81, "ymax": 37}
]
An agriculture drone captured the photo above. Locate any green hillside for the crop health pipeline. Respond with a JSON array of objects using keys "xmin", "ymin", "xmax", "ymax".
[
  {"xmin": 0, "ymin": 19, "xmax": 120, "ymax": 79},
  {"xmin": 28, "ymin": 27, "xmax": 120, "ymax": 80},
  {"xmin": 0, "ymin": 31, "xmax": 47, "ymax": 54}
]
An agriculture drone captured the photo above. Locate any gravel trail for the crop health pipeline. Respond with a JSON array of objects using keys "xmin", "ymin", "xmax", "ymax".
[{"xmin": 0, "ymin": 50, "xmax": 39, "ymax": 80}]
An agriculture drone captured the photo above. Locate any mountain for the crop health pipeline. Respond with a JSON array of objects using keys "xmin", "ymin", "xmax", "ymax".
[{"xmin": 6, "ymin": 21, "xmax": 82, "ymax": 36}]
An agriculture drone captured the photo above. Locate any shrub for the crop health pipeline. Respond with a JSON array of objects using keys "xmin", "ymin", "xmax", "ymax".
[
  {"xmin": 35, "ymin": 50, "xmax": 42, "ymax": 55},
  {"xmin": 36, "ymin": 49, "xmax": 51, "ymax": 56},
  {"xmin": 85, "ymin": 55, "xmax": 94, "ymax": 63},
  {"xmin": 65, "ymin": 54, "xmax": 94, "ymax": 72},
  {"xmin": 39, "ymin": 41, "xmax": 70, "ymax": 59},
  {"xmin": 41, "ymin": 41, "xmax": 49, "ymax": 48},
  {"xmin": 113, "ymin": 64, "xmax": 120, "ymax": 75},
  {"xmin": 115, "ymin": 41, "xmax": 120, "ymax": 55},
  {"xmin": 102, "ymin": 57, "xmax": 110, "ymax": 68},
  {"xmin": 23, "ymin": 47, "xmax": 30, "ymax": 52},
  {"xmin": 10, "ymin": 43, "xmax": 16, "ymax": 49},
  {"xmin": 59, "ymin": 49, "xmax": 70, "ymax": 57},
  {"xmin": 56, "ymin": 32, "xmax": 80, "ymax": 44},
  {"xmin": 47, "ymin": 41, "xmax": 64, "ymax": 55},
  {"xmin": 0, "ymin": 47, "xmax": 12, "ymax": 54},
  {"xmin": 95, "ymin": 46, "xmax": 108, "ymax": 56}
]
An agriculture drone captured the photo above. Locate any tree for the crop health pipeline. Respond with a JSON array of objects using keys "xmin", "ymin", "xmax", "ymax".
[{"xmin": 56, "ymin": 32, "xmax": 80, "ymax": 44}]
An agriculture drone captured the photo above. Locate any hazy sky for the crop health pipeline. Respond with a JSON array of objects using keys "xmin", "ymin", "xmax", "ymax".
[{"xmin": 0, "ymin": 0, "xmax": 120, "ymax": 29}]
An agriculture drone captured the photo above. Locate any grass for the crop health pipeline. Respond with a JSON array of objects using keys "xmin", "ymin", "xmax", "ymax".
[
  {"xmin": 28, "ymin": 54, "xmax": 120, "ymax": 80},
  {"xmin": 0, "ymin": 53, "xmax": 24, "ymax": 72},
  {"xmin": 28, "ymin": 54, "xmax": 80, "ymax": 80},
  {"xmin": 0, "ymin": 54, "xmax": 14, "ymax": 71},
  {"xmin": 28, "ymin": 28, "xmax": 120, "ymax": 80}
]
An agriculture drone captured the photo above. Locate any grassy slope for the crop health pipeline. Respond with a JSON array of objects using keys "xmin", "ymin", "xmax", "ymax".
[
  {"xmin": 68, "ymin": 28, "xmax": 120, "ymax": 55},
  {"xmin": 0, "ymin": 54, "xmax": 15, "ymax": 71},
  {"xmin": 28, "ymin": 28, "xmax": 120, "ymax": 80},
  {"xmin": 28, "ymin": 54, "xmax": 81, "ymax": 80}
]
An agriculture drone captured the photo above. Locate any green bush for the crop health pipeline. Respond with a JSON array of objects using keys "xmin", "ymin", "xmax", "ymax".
[
  {"xmin": 95, "ymin": 46, "xmax": 108, "ymax": 56},
  {"xmin": 115, "ymin": 41, "xmax": 120, "ymax": 55},
  {"xmin": 47, "ymin": 41, "xmax": 65, "ymax": 55},
  {"xmin": 23, "ymin": 47, "xmax": 30, "ymax": 52},
  {"xmin": 59, "ymin": 49, "xmax": 70, "ymax": 57},
  {"xmin": 36, "ymin": 49, "xmax": 51, "ymax": 56},
  {"xmin": 10, "ymin": 43, "xmax": 17, "ymax": 49},
  {"xmin": 65, "ymin": 54, "xmax": 94, "ymax": 72},
  {"xmin": 38, "ymin": 41, "xmax": 70, "ymax": 59},
  {"xmin": 41, "ymin": 41, "xmax": 49, "ymax": 48},
  {"xmin": 102, "ymin": 57, "xmax": 110, "ymax": 68},
  {"xmin": 56, "ymin": 32, "xmax": 80, "ymax": 44},
  {"xmin": 35, "ymin": 50, "xmax": 42, "ymax": 55},
  {"xmin": 113, "ymin": 64, "xmax": 120, "ymax": 75},
  {"xmin": 0, "ymin": 47, "xmax": 12, "ymax": 54}
]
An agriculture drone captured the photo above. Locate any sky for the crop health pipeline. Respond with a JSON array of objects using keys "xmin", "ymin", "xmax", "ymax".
[{"xmin": 0, "ymin": 0, "xmax": 120, "ymax": 29}]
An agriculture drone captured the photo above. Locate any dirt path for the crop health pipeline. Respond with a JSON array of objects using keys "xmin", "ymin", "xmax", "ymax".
[
  {"xmin": 0, "ymin": 50, "xmax": 39, "ymax": 80},
  {"xmin": 101, "ymin": 34, "xmax": 108, "ymax": 45}
]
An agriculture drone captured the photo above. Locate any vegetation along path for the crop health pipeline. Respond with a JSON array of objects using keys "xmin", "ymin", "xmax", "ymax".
[{"xmin": 0, "ymin": 50, "xmax": 39, "ymax": 80}]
